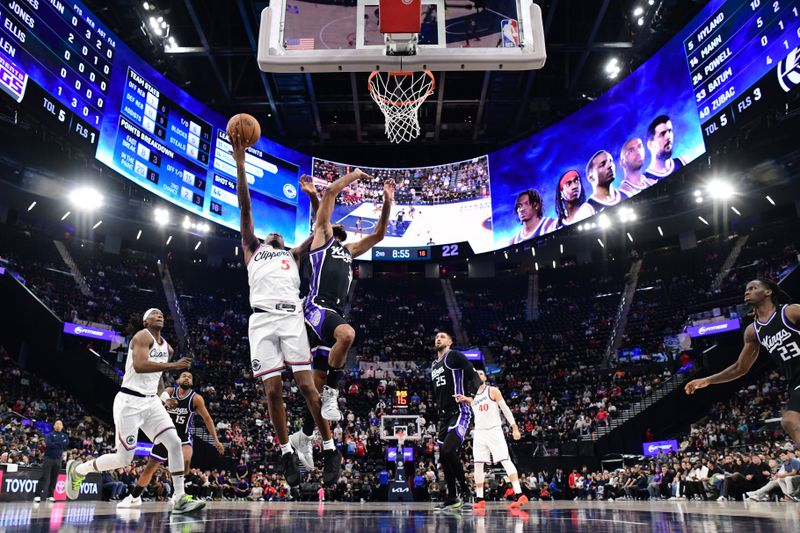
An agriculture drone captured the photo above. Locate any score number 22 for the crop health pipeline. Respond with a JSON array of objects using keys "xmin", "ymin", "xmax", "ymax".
[{"xmin": 441, "ymin": 244, "xmax": 460, "ymax": 257}]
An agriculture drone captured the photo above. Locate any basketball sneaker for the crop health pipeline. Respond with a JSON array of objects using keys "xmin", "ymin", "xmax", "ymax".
[
  {"xmin": 509, "ymin": 494, "xmax": 529, "ymax": 508},
  {"xmin": 117, "ymin": 494, "xmax": 142, "ymax": 508},
  {"xmin": 320, "ymin": 386, "xmax": 342, "ymax": 421},
  {"xmin": 444, "ymin": 498, "xmax": 464, "ymax": 512},
  {"xmin": 65, "ymin": 459, "xmax": 85, "ymax": 500},
  {"xmin": 322, "ymin": 448, "xmax": 342, "ymax": 486},
  {"xmin": 281, "ymin": 451, "xmax": 302, "ymax": 487},
  {"xmin": 473, "ymin": 498, "xmax": 486, "ymax": 510},
  {"xmin": 171, "ymin": 494, "xmax": 205, "ymax": 514},
  {"xmin": 289, "ymin": 431, "xmax": 315, "ymax": 470}
]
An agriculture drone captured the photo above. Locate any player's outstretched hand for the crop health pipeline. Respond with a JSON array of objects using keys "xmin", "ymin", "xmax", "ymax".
[
  {"xmin": 214, "ymin": 440, "xmax": 225, "ymax": 455},
  {"xmin": 684, "ymin": 378, "xmax": 710, "ymax": 395},
  {"xmin": 384, "ymin": 179, "xmax": 396, "ymax": 202},
  {"xmin": 453, "ymin": 394, "xmax": 472, "ymax": 404},
  {"xmin": 299, "ymin": 174, "xmax": 316, "ymax": 196},
  {"xmin": 229, "ymin": 132, "xmax": 246, "ymax": 163},
  {"xmin": 173, "ymin": 357, "xmax": 192, "ymax": 370}
]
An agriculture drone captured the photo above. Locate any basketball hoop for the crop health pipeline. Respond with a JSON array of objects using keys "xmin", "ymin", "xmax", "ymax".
[{"xmin": 368, "ymin": 70, "xmax": 435, "ymax": 143}]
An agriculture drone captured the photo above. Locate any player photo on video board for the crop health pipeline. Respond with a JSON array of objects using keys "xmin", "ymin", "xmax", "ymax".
[
  {"xmin": 310, "ymin": 156, "xmax": 494, "ymax": 254},
  {"xmin": 488, "ymin": 19, "xmax": 706, "ymax": 247}
]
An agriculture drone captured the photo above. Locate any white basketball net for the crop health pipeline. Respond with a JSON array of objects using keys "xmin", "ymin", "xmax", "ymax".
[{"xmin": 368, "ymin": 70, "xmax": 435, "ymax": 144}]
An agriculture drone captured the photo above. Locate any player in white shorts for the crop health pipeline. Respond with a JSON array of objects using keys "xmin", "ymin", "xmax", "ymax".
[
  {"xmin": 65, "ymin": 308, "xmax": 203, "ymax": 514},
  {"xmin": 455, "ymin": 369, "xmax": 528, "ymax": 510},
  {"xmin": 231, "ymin": 131, "xmax": 340, "ymax": 488}
]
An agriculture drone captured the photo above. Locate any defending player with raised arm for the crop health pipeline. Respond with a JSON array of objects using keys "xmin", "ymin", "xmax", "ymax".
[
  {"xmin": 118, "ymin": 371, "xmax": 224, "ymax": 508},
  {"xmin": 301, "ymin": 172, "xmax": 394, "ymax": 420},
  {"xmin": 455, "ymin": 369, "xmax": 528, "ymax": 510},
  {"xmin": 232, "ymin": 132, "xmax": 341, "ymax": 487},
  {"xmin": 65, "ymin": 309, "xmax": 204, "ymax": 514},
  {"xmin": 685, "ymin": 279, "xmax": 800, "ymax": 448}
]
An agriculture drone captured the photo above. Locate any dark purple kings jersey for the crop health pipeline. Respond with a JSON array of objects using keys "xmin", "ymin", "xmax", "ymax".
[{"xmin": 753, "ymin": 304, "xmax": 800, "ymax": 390}]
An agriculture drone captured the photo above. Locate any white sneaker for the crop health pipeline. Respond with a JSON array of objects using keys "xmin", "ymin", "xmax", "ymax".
[
  {"xmin": 33, "ymin": 497, "xmax": 41, "ymax": 503},
  {"xmin": 716, "ymin": 496, "xmax": 726, "ymax": 502},
  {"xmin": 320, "ymin": 386, "xmax": 342, "ymax": 421},
  {"xmin": 47, "ymin": 497, "xmax": 55, "ymax": 502},
  {"xmin": 290, "ymin": 431, "xmax": 315, "ymax": 470},
  {"xmin": 117, "ymin": 494, "xmax": 142, "ymax": 508}
]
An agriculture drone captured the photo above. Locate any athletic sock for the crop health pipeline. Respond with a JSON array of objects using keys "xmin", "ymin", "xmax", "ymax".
[
  {"xmin": 172, "ymin": 474, "xmax": 185, "ymax": 498},
  {"xmin": 75, "ymin": 461, "xmax": 95, "ymax": 476},
  {"xmin": 280, "ymin": 442, "xmax": 293, "ymax": 455},
  {"xmin": 325, "ymin": 367, "xmax": 344, "ymax": 389},
  {"xmin": 322, "ymin": 439, "xmax": 335, "ymax": 451},
  {"xmin": 131, "ymin": 485, "xmax": 144, "ymax": 498},
  {"xmin": 302, "ymin": 407, "xmax": 316, "ymax": 437},
  {"xmin": 512, "ymin": 480, "xmax": 522, "ymax": 494},
  {"xmin": 476, "ymin": 486, "xmax": 484, "ymax": 498}
]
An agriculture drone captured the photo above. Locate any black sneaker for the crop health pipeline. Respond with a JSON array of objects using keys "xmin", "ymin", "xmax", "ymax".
[
  {"xmin": 281, "ymin": 452, "xmax": 301, "ymax": 487},
  {"xmin": 322, "ymin": 448, "xmax": 342, "ymax": 486}
]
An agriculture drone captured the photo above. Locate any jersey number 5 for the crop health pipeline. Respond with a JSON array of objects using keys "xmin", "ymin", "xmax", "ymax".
[{"xmin": 281, "ymin": 260, "xmax": 290, "ymax": 270}]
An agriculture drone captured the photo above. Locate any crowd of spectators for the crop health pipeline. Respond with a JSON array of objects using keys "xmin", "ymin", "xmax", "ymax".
[{"xmin": 311, "ymin": 157, "xmax": 490, "ymax": 205}]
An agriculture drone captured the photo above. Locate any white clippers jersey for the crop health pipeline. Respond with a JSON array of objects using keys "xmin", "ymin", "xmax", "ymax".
[
  {"xmin": 247, "ymin": 243, "xmax": 302, "ymax": 313},
  {"xmin": 122, "ymin": 330, "xmax": 168, "ymax": 396},
  {"xmin": 471, "ymin": 386, "xmax": 503, "ymax": 430}
]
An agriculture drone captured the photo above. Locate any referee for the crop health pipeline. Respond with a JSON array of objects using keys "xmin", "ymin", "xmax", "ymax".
[{"xmin": 34, "ymin": 420, "xmax": 69, "ymax": 503}]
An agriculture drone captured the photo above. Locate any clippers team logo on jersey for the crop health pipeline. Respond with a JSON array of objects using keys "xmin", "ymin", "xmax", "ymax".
[
  {"xmin": 253, "ymin": 248, "xmax": 293, "ymax": 263},
  {"xmin": 252, "ymin": 359, "xmax": 261, "ymax": 372},
  {"xmin": 148, "ymin": 347, "xmax": 168, "ymax": 361},
  {"xmin": 125, "ymin": 435, "xmax": 136, "ymax": 446}
]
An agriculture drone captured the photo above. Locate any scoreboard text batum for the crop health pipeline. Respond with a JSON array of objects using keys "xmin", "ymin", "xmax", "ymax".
[
  {"xmin": 371, "ymin": 242, "xmax": 473, "ymax": 262},
  {"xmin": 688, "ymin": 0, "xmax": 800, "ymax": 146}
]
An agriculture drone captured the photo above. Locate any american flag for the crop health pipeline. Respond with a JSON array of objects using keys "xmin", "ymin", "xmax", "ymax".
[{"xmin": 286, "ymin": 38, "xmax": 315, "ymax": 50}]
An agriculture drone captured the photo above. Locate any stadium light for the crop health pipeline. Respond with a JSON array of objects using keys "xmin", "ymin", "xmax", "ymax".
[
  {"xmin": 27, "ymin": 201, "xmax": 36, "ymax": 212},
  {"xmin": 504, "ymin": 251, "xmax": 508, "ymax": 259},
  {"xmin": 182, "ymin": 216, "xmax": 191, "ymax": 229},
  {"xmin": 598, "ymin": 213, "xmax": 612, "ymax": 229},
  {"xmin": 136, "ymin": 229, "xmax": 142, "ymax": 240},
  {"xmin": 633, "ymin": 6, "xmax": 644, "ymax": 17},
  {"xmin": 534, "ymin": 262, "xmax": 539, "ymax": 271},
  {"xmin": 605, "ymin": 58, "xmax": 621, "ymax": 79},
  {"xmin": 61, "ymin": 211, "xmax": 71, "ymax": 221},
  {"xmin": 657, "ymin": 225, "xmax": 663, "ymax": 236},
  {"xmin": 627, "ymin": 232, "xmax": 634, "ymax": 242},
  {"xmin": 559, "ymin": 244, "xmax": 564, "ymax": 254},
  {"xmin": 730, "ymin": 206, "xmax": 741, "ymax": 216},
  {"xmin": 92, "ymin": 220, "xmax": 103, "ymax": 230},
  {"xmin": 166, "ymin": 235, "xmax": 172, "ymax": 246},
  {"xmin": 154, "ymin": 208, "xmax": 170, "ymax": 226},
  {"xmin": 235, "ymin": 245, "xmax": 239, "ymax": 256},
  {"xmin": 194, "ymin": 240, "xmax": 202, "ymax": 251},
  {"xmin": 597, "ymin": 238, "xmax": 605, "ymax": 248},
  {"xmin": 766, "ymin": 195, "xmax": 776, "ymax": 205},
  {"xmin": 618, "ymin": 207, "xmax": 636, "ymax": 223},
  {"xmin": 552, "ymin": 260, "xmax": 557, "ymax": 268},
  {"xmin": 531, "ymin": 247, "xmax": 536, "ymax": 257},
  {"xmin": 706, "ymin": 179, "xmax": 735, "ymax": 200},
  {"xmin": 698, "ymin": 216, "xmax": 709, "ymax": 225},
  {"xmin": 695, "ymin": 196, "xmax": 703, "ymax": 204},
  {"xmin": 637, "ymin": 17, "xmax": 644, "ymax": 26},
  {"xmin": 68, "ymin": 186, "xmax": 104, "ymax": 210}
]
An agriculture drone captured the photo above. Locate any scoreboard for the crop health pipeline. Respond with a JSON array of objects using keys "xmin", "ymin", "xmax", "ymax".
[
  {"xmin": 688, "ymin": 0, "xmax": 800, "ymax": 145},
  {"xmin": 0, "ymin": 0, "xmax": 115, "ymax": 149}
]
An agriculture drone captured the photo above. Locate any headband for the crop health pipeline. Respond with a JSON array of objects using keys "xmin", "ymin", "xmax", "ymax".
[{"xmin": 142, "ymin": 308, "xmax": 160, "ymax": 322}]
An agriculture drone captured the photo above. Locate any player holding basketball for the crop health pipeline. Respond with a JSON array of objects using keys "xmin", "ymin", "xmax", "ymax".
[
  {"xmin": 231, "ymin": 133, "xmax": 341, "ymax": 487},
  {"xmin": 618, "ymin": 137, "xmax": 656, "ymax": 197},
  {"xmin": 431, "ymin": 331, "xmax": 481, "ymax": 511},
  {"xmin": 454, "ymin": 369, "xmax": 528, "ymax": 509},
  {"xmin": 509, "ymin": 189, "xmax": 556, "ymax": 244},
  {"xmin": 685, "ymin": 279, "xmax": 800, "ymax": 448},
  {"xmin": 65, "ymin": 309, "xmax": 203, "ymax": 514},
  {"xmin": 573, "ymin": 150, "xmax": 629, "ymax": 220},
  {"xmin": 644, "ymin": 115, "xmax": 686, "ymax": 182},
  {"xmin": 553, "ymin": 170, "xmax": 587, "ymax": 229},
  {"xmin": 118, "ymin": 371, "xmax": 224, "ymax": 508}
]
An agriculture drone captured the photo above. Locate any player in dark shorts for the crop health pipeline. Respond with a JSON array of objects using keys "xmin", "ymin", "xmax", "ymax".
[
  {"xmin": 289, "ymin": 170, "xmax": 394, "ymax": 470},
  {"xmin": 686, "ymin": 279, "xmax": 800, "ymax": 448},
  {"xmin": 117, "ymin": 372, "xmax": 224, "ymax": 508},
  {"xmin": 431, "ymin": 331, "xmax": 481, "ymax": 511}
]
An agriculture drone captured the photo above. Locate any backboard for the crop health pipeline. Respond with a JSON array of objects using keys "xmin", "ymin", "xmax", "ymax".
[
  {"xmin": 258, "ymin": 0, "xmax": 546, "ymax": 72},
  {"xmin": 380, "ymin": 415, "xmax": 424, "ymax": 443}
]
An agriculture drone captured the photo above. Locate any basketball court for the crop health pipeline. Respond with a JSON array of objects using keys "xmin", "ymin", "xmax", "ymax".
[{"xmin": 3, "ymin": 500, "xmax": 797, "ymax": 531}]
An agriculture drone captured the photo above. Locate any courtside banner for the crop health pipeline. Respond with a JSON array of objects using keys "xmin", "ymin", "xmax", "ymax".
[
  {"xmin": 685, "ymin": 318, "xmax": 741, "ymax": 338},
  {"xmin": 0, "ymin": 467, "xmax": 101, "ymax": 501},
  {"xmin": 63, "ymin": 322, "xmax": 118, "ymax": 342},
  {"xmin": 643, "ymin": 440, "xmax": 679, "ymax": 457}
]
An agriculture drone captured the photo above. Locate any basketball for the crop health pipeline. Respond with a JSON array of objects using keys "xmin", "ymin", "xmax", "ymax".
[{"xmin": 226, "ymin": 113, "xmax": 261, "ymax": 148}]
